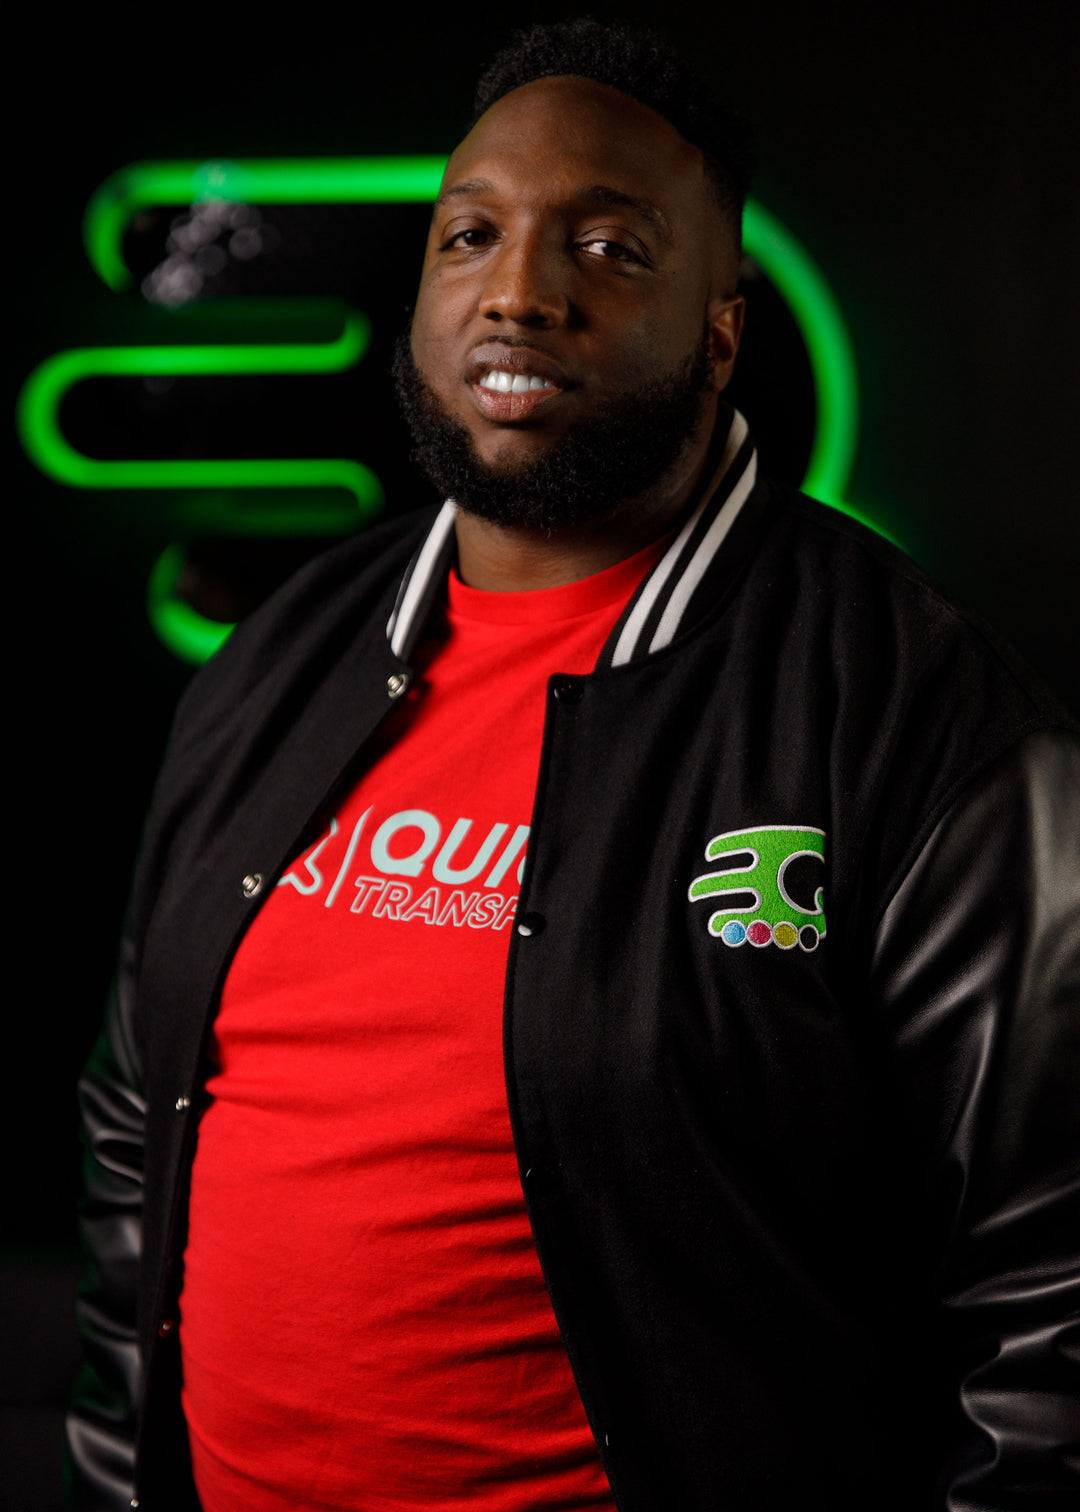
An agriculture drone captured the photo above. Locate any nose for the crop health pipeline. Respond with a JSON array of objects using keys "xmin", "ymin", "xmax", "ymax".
[{"xmin": 478, "ymin": 235, "xmax": 569, "ymax": 328}]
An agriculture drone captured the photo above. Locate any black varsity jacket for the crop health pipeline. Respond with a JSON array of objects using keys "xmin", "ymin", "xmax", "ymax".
[{"xmin": 69, "ymin": 411, "xmax": 1080, "ymax": 1510}]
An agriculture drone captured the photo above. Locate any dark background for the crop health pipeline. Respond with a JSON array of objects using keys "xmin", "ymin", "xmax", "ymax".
[{"xmin": 6, "ymin": 2, "xmax": 1078, "ymax": 1504}]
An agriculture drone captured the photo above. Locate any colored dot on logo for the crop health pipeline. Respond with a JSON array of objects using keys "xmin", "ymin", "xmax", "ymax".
[
  {"xmin": 773, "ymin": 922, "xmax": 798, "ymax": 949},
  {"xmin": 720, "ymin": 920, "xmax": 747, "ymax": 946},
  {"xmin": 747, "ymin": 921, "xmax": 773, "ymax": 947},
  {"xmin": 798, "ymin": 925, "xmax": 820, "ymax": 952}
]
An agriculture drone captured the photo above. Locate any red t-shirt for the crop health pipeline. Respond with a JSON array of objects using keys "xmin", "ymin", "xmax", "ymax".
[{"xmin": 180, "ymin": 538, "xmax": 667, "ymax": 1511}]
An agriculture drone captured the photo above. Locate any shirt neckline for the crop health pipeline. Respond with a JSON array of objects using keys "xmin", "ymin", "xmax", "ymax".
[{"xmin": 447, "ymin": 532, "xmax": 675, "ymax": 627}]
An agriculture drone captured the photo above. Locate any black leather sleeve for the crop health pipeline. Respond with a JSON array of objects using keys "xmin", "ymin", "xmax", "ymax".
[
  {"xmin": 66, "ymin": 919, "xmax": 146, "ymax": 1511},
  {"xmin": 871, "ymin": 729, "xmax": 1080, "ymax": 1509}
]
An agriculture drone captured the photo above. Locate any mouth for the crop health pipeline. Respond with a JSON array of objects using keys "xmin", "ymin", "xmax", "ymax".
[{"xmin": 465, "ymin": 343, "xmax": 570, "ymax": 423}]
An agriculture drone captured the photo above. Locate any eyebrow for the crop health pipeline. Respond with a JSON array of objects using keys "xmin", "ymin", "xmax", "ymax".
[
  {"xmin": 436, "ymin": 177, "xmax": 497, "ymax": 206},
  {"xmin": 578, "ymin": 185, "xmax": 672, "ymax": 242},
  {"xmin": 435, "ymin": 178, "xmax": 673, "ymax": 242}
]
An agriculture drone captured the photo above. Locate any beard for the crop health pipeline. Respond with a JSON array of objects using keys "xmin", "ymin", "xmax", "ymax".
[{"xmin": 391, "ymin": 324, "xmax": 713, "ymax": 532}]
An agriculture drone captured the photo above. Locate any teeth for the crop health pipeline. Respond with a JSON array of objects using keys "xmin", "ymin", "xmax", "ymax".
[{"xmin": 479, "ymin": 370, "xmax": 555, "ymax": 394}]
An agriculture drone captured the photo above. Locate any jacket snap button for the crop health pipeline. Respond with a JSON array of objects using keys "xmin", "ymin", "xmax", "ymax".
[
  {"xmin": 525, "ymin": 1164, "xmax": 557, "ymax": 1194},
  {"xmin": 552, "ymin": 677, "xmax": 582, "ymax": 703},
  {"xmin": 241, "ymin": 873, "xmax": 263, "ymax": 898},
  {"xmin": 387, "ymin": 672, "xmax": 410, "ymax": 699},
  {"xmin": 517, "ymin": 912, "xmax": 546, "ymax": 938},
  {"xmin": 158, "ymin": 1317, "xmax": 176, "ymax": 1337},
  {"xmin": 175, "ymin": 1096, "xmax": 191, "ymax": 1112}
]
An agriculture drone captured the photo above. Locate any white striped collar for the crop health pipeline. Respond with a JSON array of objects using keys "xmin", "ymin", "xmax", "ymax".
[
  {"xmin": 602, "ymin": 409, "xmax": 757, "ymax": 669},
  {"xmin": 385, "ymin": 498, "xmax": 458, "ymax": 661},
  {"xmin": 385, "ymin": 408, "xmax": 759, "ymax": 669}
]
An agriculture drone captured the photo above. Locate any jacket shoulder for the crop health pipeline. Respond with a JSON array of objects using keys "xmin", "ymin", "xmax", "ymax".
[
  {"xmin": 169, "ymin": 505, "xmax": 438, "ymax": 745},
  {"xmin": 127, "ymin": 506, "xmax": 438, "ymax": 937},
  {"xmin": 765, "ymin": 480, "xmax": 1075, "ymax": 728},
  {"xmin": 741, "ymin": 480, "xmax": 1079, "ymax": 918}
]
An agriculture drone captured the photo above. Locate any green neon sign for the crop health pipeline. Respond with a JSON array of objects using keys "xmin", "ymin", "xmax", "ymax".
[
  {"xmin": 741, "ymin": 200, "xmax": 857, "ymax": 509},
  {"xmin": 85, "ymin": 158, "xmax": 449, "ymax": 294},
  {"xmin": 21, "ymin": 155, "xmax": 873, "ymax": 664},
  {"xmin": 16, "ymin": 306, "xmax": 380, "ymax": 510},
  {"xmin": 148, "ymin": 545, "xmax": 235, "ymax": 664}
]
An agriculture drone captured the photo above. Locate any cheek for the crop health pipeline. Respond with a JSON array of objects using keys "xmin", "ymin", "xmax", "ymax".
[
  {"xmin": 608, "ymin": 283, "xmax": 702, "ymax": 366},
  {"xmin": 410, "ymin": 284, "xmax": 463, "ymax": 400},
  {"xmin": 609, "ymin": 321, "xmax": 694, "ymax": 391}
]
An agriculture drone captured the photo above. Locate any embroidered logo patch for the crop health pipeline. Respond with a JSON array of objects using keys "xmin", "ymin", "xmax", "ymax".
[{"xmin": 689, "ymin": 825, "xmax": 827, "ymax": 951}]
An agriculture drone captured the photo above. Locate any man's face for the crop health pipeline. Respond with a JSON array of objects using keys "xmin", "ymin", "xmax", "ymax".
[{"xmin": 398, "ymin": 75, "xmax": 742, "ymax": 531}]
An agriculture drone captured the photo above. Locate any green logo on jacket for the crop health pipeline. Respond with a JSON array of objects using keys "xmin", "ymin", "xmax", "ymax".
[{"xmin": 689, "ymin": 825, "xmax": 827, "ymax": 951}]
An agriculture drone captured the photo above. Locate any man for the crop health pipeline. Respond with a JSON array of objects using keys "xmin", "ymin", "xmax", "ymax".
[{"xmin": 70, "ymin": 19, "xmax": 1079, "ymax": 1512}]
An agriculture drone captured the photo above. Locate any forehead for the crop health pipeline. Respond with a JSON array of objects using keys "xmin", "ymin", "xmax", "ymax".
[{"xmin": 441, "ymin": 75, "xmax": 710, "ymax": 225}]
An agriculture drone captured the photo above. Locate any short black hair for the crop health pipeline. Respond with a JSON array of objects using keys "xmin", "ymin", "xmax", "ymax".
[{"xmin": 471, "ymin": 18, "xmax": 754, "ymax": 246}]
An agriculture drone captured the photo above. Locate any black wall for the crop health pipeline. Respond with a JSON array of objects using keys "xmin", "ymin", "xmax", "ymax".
[{"xmin": 6, "ymin": 1, "xmax": 1077, "ymax": 1500}]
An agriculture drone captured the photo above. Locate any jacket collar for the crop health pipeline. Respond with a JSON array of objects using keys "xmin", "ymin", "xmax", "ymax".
[{"xmin": 385, "ymin": 405, "xmax": 762, "ymax": 669}]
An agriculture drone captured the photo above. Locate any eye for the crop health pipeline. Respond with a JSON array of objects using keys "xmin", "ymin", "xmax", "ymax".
[
  {"xmin": 442, "ymin": 226, "xmax": 494, "ymax": 251},
  {"xmin": 578, "ymin": 237, "xmax": 644, "ymax": 265}
]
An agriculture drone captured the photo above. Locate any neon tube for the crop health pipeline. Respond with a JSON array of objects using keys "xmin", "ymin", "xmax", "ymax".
[{"xmin": 16, "ymin": 306, "xmax": 380, "ymax": 513}]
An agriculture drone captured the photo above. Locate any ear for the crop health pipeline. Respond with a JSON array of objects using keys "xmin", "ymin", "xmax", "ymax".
[{"xmin": 706, "ymin": 295, "xmax": 745, "ymax": 393}]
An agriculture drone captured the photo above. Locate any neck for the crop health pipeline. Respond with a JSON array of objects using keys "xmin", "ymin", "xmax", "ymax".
[{"xmin": 454, "ymin": 400, "xmax": 721, "ymax": 593}]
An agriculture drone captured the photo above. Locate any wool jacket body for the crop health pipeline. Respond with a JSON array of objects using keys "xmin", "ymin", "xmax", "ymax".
[{"xmin": 70, "ymin": 415, "xmax": 1080, "ymax": 1510}]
